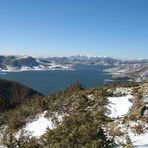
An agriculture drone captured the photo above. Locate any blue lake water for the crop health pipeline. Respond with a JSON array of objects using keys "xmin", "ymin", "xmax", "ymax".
[{"xmin": 0, "ymin": 65, "xmax": 112, "ymax": 95}]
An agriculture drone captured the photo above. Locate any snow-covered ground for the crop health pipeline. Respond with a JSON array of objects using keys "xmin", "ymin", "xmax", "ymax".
[
  {"xmin": 15, "ymin": 113, "xmax": 53, "ymax": 138},
  {"xmin": 0, "ymin": 64, "xmax": 72, "ymax": 72},
  {"xmin": 113, "ymin": 121, "xmax": 148, "ymax": 148},
  {"xmin": 24, "ymin": 113, "xmax": 53, "ymax": 137},
  {"xmin": 16, "ymin": 111, "xmax": 63, "ymax": 138},
  {"xmin": 129, "ymin": 131, "xmax": 148, "ymax": 148},
  {"xmin": 107, "ymin": 87, "xmax": 148, "ymax": 147},
  {"xmin": 107, "ymin": 95, "xmax": 134, "ymax": 118},
  {"xmin": 128, "ymin": 121, "xmax": 148, "ymax": 147}
]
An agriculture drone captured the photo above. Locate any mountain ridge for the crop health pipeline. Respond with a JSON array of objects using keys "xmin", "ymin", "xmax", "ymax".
[
  {"xmin": 0, "ymin": 55, "xmax": 147, "ymax": 72},
  {"xmin": 0, "ymin": 55, "xmax": 147, "ymax": 82}
]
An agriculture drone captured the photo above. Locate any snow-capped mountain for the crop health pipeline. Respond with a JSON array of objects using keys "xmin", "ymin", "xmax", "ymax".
[
  {"xmin": 0, "ymin": 55, "xmax": 72, "ymax": 72},
  {"xmin": 0, "ymin": 55, "xmax": 119, "ymax": 72},
  {"xmin": 0, "ymin": 55, "xmax": 147, "ymax": 83}
]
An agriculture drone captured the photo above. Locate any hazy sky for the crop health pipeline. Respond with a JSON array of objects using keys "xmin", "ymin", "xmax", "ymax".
[{"xmin": 0, "ymin": 0, "xmax": 147, "ymax": 59}]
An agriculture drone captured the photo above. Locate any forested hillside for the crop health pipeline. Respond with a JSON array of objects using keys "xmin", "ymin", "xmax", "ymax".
[{"xmin": 0, "ymin": 81, "xmax": 147, "ymax": 147}]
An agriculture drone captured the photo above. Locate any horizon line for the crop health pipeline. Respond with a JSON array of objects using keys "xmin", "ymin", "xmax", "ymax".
[{"xmin": 0, "ymin": 54, "xmax": 147, "ymax": 61}]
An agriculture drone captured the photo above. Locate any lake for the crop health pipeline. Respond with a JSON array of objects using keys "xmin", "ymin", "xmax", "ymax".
[{"xmin": 0, "ymin": 65, "xmax": 112, "ymax": 95}]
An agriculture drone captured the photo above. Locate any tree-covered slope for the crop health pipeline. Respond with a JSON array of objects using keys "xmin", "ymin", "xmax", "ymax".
[
  {"xmin": 0, "ymin": 78, "xmax": 43, "ymax": 111},
  {"xmin": 0, "ymin": 81, "xmax": 147, "ymax": 148}
]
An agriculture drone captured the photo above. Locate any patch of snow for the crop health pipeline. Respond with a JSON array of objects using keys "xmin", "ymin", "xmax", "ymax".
[
  {"xmin": 0, "ymin": 145, "xmax": 7, "ymax": 148},
  {"xmin": 16, "ymin": 111, "xmax": 63, "ymax": 138},
  {"xmin": 107, "ymin": 95, "xmax": 134, "ymax": 118},
  {"xmin": 110, "ymin": 120, "xmax": 148, "ymax": 147},
  {"xmin": 114, "ymin": 136, "xmax": 127, "ymax": 146},
  {"xmin": 87, "ymin": 95, "xmax": 94, "ymax": 101},
  {"xmin": 128, "ymin": 130, "xmax": 148, "ymax": 148},
  {"xmin": 0, "ymin": 126, "xmax": 9, "ymax": 147},
  {"xmin": 143, "ymin": 95, "xmax": 148, "ymax": 102},
  {"xmin": 24, "ymin": 114, "xmax": 53, "ymax": 137}
]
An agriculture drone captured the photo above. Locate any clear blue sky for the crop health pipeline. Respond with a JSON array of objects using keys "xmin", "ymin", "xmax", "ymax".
[{"xmin": 0, "ymin": 0, "xmax": 147, "ymax": 59}]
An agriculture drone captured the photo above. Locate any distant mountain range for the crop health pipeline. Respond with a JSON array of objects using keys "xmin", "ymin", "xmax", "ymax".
[
  {"xmin": 0, "ymin": 55, "xmax": 123, "ymax": 72},
  {"xmin": 0, "ymin": 55, "xmax": 147, "ymax": 82},
  {"xmin": 0, "ymin": 55, "xmax": 71, "ymax": 72}
]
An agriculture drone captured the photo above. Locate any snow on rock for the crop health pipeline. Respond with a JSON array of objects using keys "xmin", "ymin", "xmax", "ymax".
[
  {"xmin": 107, "ymin": 95, "xmax": 134, "ymax": 118},
  {"xmin": 115, "ymin": 87, "xmax": 132, "ymax": 95},
  {"xmin": 87, "ymin": 95, "xmax": 95, "ymax": 101}
]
